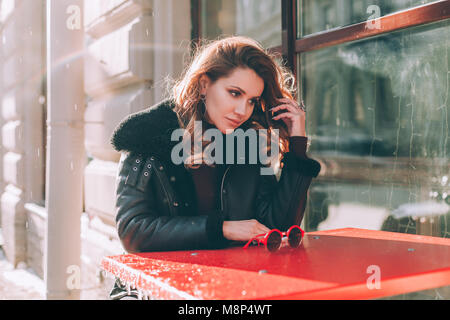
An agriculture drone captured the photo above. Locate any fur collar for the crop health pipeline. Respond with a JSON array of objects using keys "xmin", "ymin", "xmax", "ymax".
[{"xmin": 110, "ymin": 98, "xmax": 181, "ymax": 161}]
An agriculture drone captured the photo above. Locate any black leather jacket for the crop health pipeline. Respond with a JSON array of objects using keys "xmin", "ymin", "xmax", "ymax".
[{"xmin": 110, "ymin": 99, "xmax": 321, "ymax": 253}]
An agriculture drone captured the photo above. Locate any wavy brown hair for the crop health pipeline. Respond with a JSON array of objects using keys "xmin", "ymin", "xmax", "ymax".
[{"xmin": 169, "ymin": 36, "xmax": 297, "ymax": 169}]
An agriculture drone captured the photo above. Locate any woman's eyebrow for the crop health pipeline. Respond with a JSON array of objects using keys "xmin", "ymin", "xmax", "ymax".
[{"xmin": 229, "ymin": 86, "xmax": 261, "ymax": 99}]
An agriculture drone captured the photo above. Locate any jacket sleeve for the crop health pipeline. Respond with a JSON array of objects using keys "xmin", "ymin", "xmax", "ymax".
[
  {"xmin": 114, "ymin": 152, "xmax": 225, "ymax": 253},
  {"xmin": 254, "ymin": 137, "xmax": 321, "ymax": 231}
]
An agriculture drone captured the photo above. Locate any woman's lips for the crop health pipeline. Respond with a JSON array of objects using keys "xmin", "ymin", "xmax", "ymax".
[{"xmin": 226, "ymin": 118, "xmax": 241, "ymax": 126}]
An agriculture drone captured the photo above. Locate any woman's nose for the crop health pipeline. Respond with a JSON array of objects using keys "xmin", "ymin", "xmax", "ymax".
[{"xmin": 234, "ymin": 101, "xmax": 247, "ymax": 115}]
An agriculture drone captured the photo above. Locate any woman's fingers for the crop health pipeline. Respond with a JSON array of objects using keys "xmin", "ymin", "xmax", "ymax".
[
  {"xmin": 278, "ymin": 97, "xmax": 304, "ymax": 111},
  {"xmin": 270, "ymin": 98, "xmax": 305, "ymax": 115},
  {"xmin": 255, "ymin": 221, "xmax": 271, "ymax": 236},
  {"xmin": 270, "ymin": 104, "xmax": 295, "ymax": 115},
  {"xmin": 272, "ymin": 111, "xmax": 296, "ymax": 121},
  {"xmin": 258, "ymin": 225, "xmax": 271, "ymax": 235},
  {"xmin": 270, "ymin": 98, "xmax": 307, "ymax": 137},
  {"xmin": 222, "ymin": 219, "xmax": 273, "ymax": 241},
  {"xmin": 249, "ymin": 219, "xmax": 268, "ymax": 235}
]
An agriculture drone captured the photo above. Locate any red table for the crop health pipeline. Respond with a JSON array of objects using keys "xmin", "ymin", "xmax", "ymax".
[{"xmin": 101, "ymin": 228, "xmax": 450, "ymax": 299}]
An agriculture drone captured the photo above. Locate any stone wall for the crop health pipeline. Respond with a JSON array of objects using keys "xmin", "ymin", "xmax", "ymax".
[
  {"xmin": 0, "ymin": 0, "xmax": 45, "ymax": 267},
  {"xmin": 0, "ymin": 0, "xmax": 191, "ymax": 298}
]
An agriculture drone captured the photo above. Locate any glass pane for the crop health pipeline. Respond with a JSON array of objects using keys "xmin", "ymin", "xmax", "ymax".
[
  {"xmin": 201, "ymin": 0, "xmax": 281, "ymax": 48},
  {"xmin": 298, "ymin": 0, "xmax": 441, "ymax": 38},
  {"xmin": 299, "ymin": 19, "xmax": 450, "ymax": 239}
]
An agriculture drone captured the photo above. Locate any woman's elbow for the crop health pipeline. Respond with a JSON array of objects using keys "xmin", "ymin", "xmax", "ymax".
[
  {"xmin": 118, "ymin": 228, "xmax": 143, "ymax": 253},
  {"xmin": 116, "ymin": 218, "xmax": 150, "ymax": 253}
]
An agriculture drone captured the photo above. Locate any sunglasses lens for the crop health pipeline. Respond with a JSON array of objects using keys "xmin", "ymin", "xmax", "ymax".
[
  {"xmin": 288, "ymin": 227, "xmax": 302, "ymax": 248},
  {"xmin": 266, "ymin": 231, "xmax": 282, "ymax": 252}
]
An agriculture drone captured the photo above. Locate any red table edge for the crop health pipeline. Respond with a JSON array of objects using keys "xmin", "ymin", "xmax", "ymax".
[
  {"xmin": 101, "ymin": 228, "xmax": 450, "ymax": 300},
  {"xmin": 101, "ymin": 257, "xmax": 450, "ymax": 300},
  {"xmin": 267, "ymin": 267, "xmax": 450, "ymax": 300},
  {"xmin": 101, "ymin": 255, "xmax": 200, "ymax": 300}
]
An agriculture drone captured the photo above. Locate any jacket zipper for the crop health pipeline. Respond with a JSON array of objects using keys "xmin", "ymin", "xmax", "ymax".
[
  {"xmin": 151, "ymin": 159, "xmax": 176, "ymax": 216},
  {"xmin": 160, "ymin": 175, "xmax": 175, "ymax": 216},
  {"xmin": 220, "ymin": 165, "xmax": 232, "ymax": 213}
]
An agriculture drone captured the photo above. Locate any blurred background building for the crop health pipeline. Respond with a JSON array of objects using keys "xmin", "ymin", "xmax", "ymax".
[{"xmin": 0, "ymin": 0, "xmax": 448, "ymax": 299}]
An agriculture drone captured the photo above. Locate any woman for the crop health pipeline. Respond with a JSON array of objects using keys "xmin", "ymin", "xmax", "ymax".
[{"xmin": 110, "ymin": 36, "xmax": 321, "ymax": 254}]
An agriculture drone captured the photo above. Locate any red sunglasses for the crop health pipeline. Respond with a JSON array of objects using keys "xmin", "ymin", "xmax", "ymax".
[{"xmin": 243, "ymin": 225, "xmax": 305, "ymax": 252}]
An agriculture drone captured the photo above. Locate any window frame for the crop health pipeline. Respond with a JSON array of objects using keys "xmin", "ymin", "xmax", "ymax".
[{"xmin": 192, "ymin": 0, "xmax": 450, "ymax": 75}]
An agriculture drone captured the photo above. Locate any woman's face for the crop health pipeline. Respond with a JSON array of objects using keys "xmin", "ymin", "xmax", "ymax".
[{"xmin": 200, "ymin": 67, "xmax": 264, "ymax": 134}]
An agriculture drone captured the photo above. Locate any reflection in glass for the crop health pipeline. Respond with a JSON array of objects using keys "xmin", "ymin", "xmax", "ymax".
[
  {"xmin": 299, "ymin": 20, "xmax": 450, "ymax": 238},
  {"xmin": 298, "ymin": 0, "xmax": 440, "ymax": 37},
  {"xmin": 201, "ymin": 0, "xmax": 281, "ymax": 48}
]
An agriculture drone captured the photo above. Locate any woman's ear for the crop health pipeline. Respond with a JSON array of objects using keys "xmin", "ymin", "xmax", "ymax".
[{"xmin": 199, "ymin": 74, "xmax": 210, "ymax": 95}]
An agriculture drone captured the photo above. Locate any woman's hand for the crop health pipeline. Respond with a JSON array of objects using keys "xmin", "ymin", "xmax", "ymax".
[
  {"xmin": 270, "ymin": 98, "xmax": 306, "ymax": 137},
  {"xmin": 222, "ymin": 219, "xmax": 271, "ymax": 242}
]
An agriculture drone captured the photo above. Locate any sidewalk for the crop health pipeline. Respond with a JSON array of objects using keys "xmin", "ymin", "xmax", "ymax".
[
  {"xmin": 0, "ymin": 248, "xmax": 114, "ymax": 300},
  {"xmin": 0, "ymin": 248, "xmax": 45, "ymax": 300},
  {"xmin": 0, "ymin": 227, "xmax": 113, "ymax": 300}
]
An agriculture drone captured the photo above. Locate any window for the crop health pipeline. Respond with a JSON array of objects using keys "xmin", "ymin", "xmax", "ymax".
[
  {"xmin": 195, "ymin": 0, "xmax": 282, "ymax": 48},
  {"xmin": 298, "ymin": 0, "xmax": 441, "ymax": 37},
  {"xmin": 193, "ymin": 0, "xmax": 450, "ymax": 238},
  {"xmin": 300, "ymin": 19, "xmax": 449, "ymax": 237}
]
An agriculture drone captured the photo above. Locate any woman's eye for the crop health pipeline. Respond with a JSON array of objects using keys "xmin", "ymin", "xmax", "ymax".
[{"xmin": 229, "ymin": 90, "xmax": 257, "ymax": 106}]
